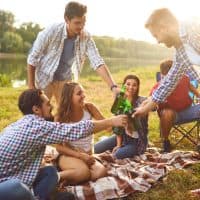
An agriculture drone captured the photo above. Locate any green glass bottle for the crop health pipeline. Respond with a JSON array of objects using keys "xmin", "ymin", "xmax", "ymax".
[
  {"xmin": 111, "ymin": 85, "xmax": 126, "ymax": 135},
  {"xmin": 111, "ymin": 85, "xmax": 126, "ymax": 115},
  {"xmin": 111, "ymin": 85, "xmax": 141, "ymax": 136},
  {"xmin": 124, "ymin": 99, "xmax": 141, "ymax": 133}
]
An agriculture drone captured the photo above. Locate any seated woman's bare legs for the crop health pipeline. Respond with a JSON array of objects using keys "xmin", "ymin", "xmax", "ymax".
[
  {"xmin": 58, "ymin": 155, "xmax": 91, "ymax": 185},
  {"xmin": 89, "ymin": 160, "xmax": 107, "ymax": 181}
]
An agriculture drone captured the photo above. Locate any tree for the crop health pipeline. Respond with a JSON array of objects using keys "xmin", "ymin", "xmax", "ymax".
[
  {"xmin": 17, "ymin": 22, "xmax": 42, "ymax": 44},
  {"xmin": 1, "ymin": 32, "xmax": 23, "ymax": 53},
  {"xmin": 0, "ymin": 10, "xmax": 15, "ymax": 38}
]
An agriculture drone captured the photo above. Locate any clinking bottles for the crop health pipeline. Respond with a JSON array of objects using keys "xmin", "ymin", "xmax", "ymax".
[{"xmin": 111, "ymin": 85, "xmax": 140, "ymax": 135}]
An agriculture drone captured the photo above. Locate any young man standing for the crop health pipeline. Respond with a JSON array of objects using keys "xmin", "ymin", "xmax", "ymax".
[
  {"xmin": 0, "ymin": 89, "xmax": 127, "ymax": 200},
  {"xmin": 27, "ymin": 1, "xmax": 118, "ymax": 104}
]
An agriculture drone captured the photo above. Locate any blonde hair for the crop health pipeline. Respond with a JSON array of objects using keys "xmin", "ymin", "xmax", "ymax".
[{"xmin": 145, "ymin": 8, "xmax": 178, "ymax": 30}]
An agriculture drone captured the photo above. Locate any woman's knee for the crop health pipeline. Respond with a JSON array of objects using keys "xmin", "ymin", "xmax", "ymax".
[
  {"xmin": 74, "ymin": 164, "xmax": 91, "ymax": 182},
  {"xmin": 60, "ymin": 162, "xmax": 91, "ymax": 184},
  {"xmin": 90, "ymin": 163, "xmax": 107, "ymax": 181}
]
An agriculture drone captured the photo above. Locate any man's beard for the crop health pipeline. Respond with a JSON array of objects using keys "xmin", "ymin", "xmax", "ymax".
[{"xmin": 165, "ymin": 35, "xmax": 176, "ymax": 48}]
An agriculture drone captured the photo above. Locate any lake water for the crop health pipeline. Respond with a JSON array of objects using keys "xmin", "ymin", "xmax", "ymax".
[{"xmin": 0, "ymin": 57, "xmax": 161, "ymax": 87}]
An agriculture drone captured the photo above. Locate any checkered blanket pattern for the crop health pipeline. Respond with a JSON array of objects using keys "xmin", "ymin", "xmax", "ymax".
[{"xmin": 52, "ymin": 148, "xmax": 200, "ymax": 200}]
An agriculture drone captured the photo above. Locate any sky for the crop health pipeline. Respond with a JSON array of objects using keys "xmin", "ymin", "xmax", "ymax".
[{"xmin": 1, "ymin": 0, "xmax": 200, "ymax": 43}]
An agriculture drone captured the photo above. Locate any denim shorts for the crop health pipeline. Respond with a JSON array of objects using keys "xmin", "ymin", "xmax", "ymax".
[{"xmin": 175, "ymin": 104, "xmax": 200, "ymax": 124}]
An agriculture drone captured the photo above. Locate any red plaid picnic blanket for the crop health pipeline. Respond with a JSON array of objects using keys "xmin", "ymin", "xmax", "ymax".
[{"xmin": 53, "ymin": 148, "xmax": 200, "ymax": 200}]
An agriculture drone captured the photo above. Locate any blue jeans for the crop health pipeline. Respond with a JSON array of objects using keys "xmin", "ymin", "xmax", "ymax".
[
  {"xmin": 0, "ymin": 179, "xmax": 34, "ymax": 200},
  {"xmin": 33, "ymin": 166, "xmax": 58, "ymax": 200},
  {"xmin": 175, "ymin": 104, "xmax": 200, "ymax": 124},
  {"xmin": 94, "ymin": 135, "xmax": 138, "ymax": 159},
  {"xmin": 0, "ymin": 166, "xmax": 58, "ymax": 200}
]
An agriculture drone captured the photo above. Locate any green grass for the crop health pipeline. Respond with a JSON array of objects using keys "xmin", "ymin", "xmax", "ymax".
[{"xmin": 1, "ymin": 66, "xmax": 200, "ymax": 200}]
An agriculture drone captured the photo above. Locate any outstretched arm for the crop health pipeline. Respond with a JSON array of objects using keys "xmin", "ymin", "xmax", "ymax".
[
  {"xmin": 132, "ymin": 96, "xmax": 158, "ymax": 117},
  {"xmin": 93, "ymin": 115, "xmax": 128, "ymax": 133}
]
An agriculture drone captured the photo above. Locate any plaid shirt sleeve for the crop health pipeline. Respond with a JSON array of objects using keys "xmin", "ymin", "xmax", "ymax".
[
  {"xmin": 32, "ymin": 119, "xmax": 94, "ymax": 146},
  {"xmin": 152, "ymin": 45, "xmax": 200, "ymax": 103},
  {"xmin": 27, "ymin": 26, "xmax": 53, "ymax": 67},
  {"xmin": 86, "ymin": 37, "xmax": 105, "ymax": 70}
]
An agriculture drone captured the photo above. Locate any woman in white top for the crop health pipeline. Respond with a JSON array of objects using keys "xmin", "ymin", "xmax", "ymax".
[{"xmin": 55, "ymin": 82, "xmax": 107, "ymax": 185}]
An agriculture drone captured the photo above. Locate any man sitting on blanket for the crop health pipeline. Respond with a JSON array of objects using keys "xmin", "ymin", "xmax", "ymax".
[{"xmin": 0, "ymin": 89, "xmax": 127, "ymax": 200}]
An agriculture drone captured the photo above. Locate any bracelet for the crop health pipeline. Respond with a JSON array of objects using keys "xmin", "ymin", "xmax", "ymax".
[{"xmin": 110, "ymin": 84, "xmax": 118, "ymax": 91}]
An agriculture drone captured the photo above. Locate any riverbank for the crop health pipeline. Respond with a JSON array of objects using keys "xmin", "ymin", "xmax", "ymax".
[{"xmin": 0, "ymin": 53, "xmax": 26, "ymax": 59}]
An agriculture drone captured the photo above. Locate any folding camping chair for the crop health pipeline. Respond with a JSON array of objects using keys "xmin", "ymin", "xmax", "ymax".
[
  {"xmin": 155, "ymin": 72, "xmax": 200, "ymax": 148},
  {"xmin": 172, "ymin": 104, "xmax": 200, "ymax": 147}
]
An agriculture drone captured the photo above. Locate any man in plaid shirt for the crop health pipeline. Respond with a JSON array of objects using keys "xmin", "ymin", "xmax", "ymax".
[
  {"xmin": 0, "ymin": 89, "xmax": 127, "ymax": 200},
  {"xmin": 27, "ymin": 1, "xmax": 119, "ymax": 105},
  {"xmin": 133, "ymin": 8, "xmax": 200, "ymax": 117}
]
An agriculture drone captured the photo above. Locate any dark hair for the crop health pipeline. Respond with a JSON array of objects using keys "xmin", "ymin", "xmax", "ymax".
[
  {"xmin": 145, "ymin": 8, "xmax": 178, "ymax": 30},
  {"xmin": 160, "ymin": 59, "xmax": 173, "ymax": 75},
  {"xmin": 123, "ymin": 74, "xmax": 140, "ymax": 98},
  {"xmin": 18, "ymin": 89, "xmax": 43, "ymax": 115},
  {"xmin": 57, "ymin": 82, "xmax": 79, "ymax": 123},
  {"xmin": 64, "ymin": 1, "xmax": 87, "ymax": 19}
]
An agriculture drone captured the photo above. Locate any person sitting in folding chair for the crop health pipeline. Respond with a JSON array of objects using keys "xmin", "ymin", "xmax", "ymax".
[{"xmin": 150, "ymin": 59, "xmax": 200, "ymax": 152}]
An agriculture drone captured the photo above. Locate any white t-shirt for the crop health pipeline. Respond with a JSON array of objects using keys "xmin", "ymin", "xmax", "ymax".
[{"xmin": 68, "ymin": 110, "xmax": 93, "ymax": 153}]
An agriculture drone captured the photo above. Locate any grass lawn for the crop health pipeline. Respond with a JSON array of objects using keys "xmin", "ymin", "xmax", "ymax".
[{"xmin": 1, "ymin": 66, "xmax": 200, "ymax": 200}]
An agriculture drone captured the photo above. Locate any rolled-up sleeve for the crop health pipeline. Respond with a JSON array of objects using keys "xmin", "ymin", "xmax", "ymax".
[
  {"xmin": 152, "ymin": 46, "xmax": 193, "ymax": 103},
  {"xmin": 27, "ymin": 27, "xmax": 51, "ymax": 67}
]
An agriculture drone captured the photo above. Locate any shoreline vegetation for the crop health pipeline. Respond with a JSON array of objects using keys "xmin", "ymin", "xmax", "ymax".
[{"xmin": 0, "ymin": 53, "xmax": 26, "ymax": 59}]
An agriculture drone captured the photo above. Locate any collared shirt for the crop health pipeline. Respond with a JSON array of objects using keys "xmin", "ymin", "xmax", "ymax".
[
  {"xmin": 0, "ymin": 114, "xmax": 93, "ymax": 187},
  {"xmin": 27, "ymin": 22, "xmax": 105, "ymax": 89},
  {"xmin": 152, "ymin": 20, "xmax": 200, "ymax": 103}
]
